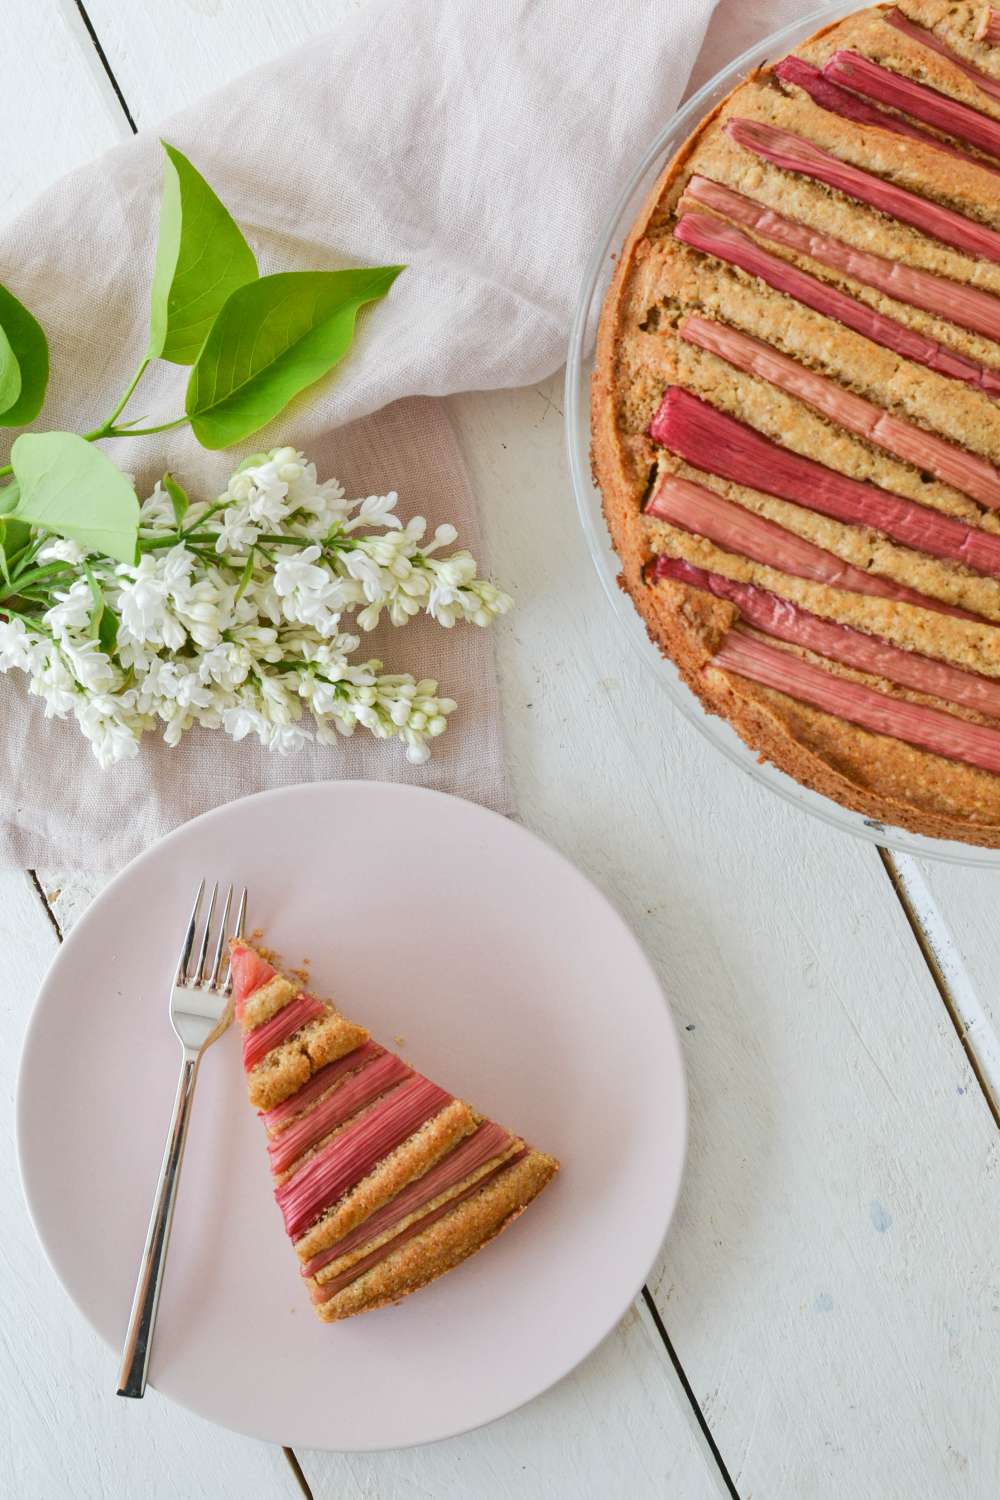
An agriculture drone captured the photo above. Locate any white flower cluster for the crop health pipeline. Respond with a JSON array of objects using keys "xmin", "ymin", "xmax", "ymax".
[{"xmin": 0, "ymin": 447, "xmax": 511, "ymax": 768}]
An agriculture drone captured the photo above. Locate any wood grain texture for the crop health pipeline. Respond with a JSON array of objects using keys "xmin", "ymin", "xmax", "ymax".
[
  {"xmin": 4, "ymin": 0, "xmax": 1000, "ymax": 1497},
  {"xmin": 450, "ymin": 377, "xmax": 1000, "ymax": 1499},
  {"xmin": 0, "ymin": 873, "xmax": 294, "ymax": 1500}
]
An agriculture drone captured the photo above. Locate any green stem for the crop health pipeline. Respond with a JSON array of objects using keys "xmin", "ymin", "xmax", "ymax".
[
  {"xmin": 11, "ymin": 533, "xmax": 49, "ymax": 578},
  {"xmin": 0, "ymin": 560, "xmax": 73, "ymax": 600},
  {"xmin": 105, "ymin": 415, "xmax": 188, "ymax": 439},
  {"xmin": 98, "ymin": 358, "xmax": 151, "ymax": 434},
  {"xmin": 181, "ymin": 499, "xmax": 228, "ymax": 536},
  {"xmin": 0, "ymin": 604, "xmax": 51, "ymax": 633},
  {"xmin": 141, "ymin": 530, "xmax": 216, "ymax": 549}
]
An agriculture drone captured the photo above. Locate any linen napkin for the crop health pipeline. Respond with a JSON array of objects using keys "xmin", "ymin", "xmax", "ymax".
[{"xmin": 0, "ymin": 0, "xmax": 717, "ymax": 870}]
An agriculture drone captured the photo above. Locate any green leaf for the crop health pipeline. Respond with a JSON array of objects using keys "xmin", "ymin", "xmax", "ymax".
[
  {"xmin": 235, "ymin": 548, "xmax": 255, "ymax": 601},
  {"xmin": 162, "ymin": 470, "xmax": 189, "ymax": 529},
  {"xmin": 84, "ymin": 561, "xmax": 119, "ymax": 652},
  {"xmin": 0, "ymin": 282, "xmax": 48, "ymax": 426},
  {"xmin": 235, "ymin": 451, "xmax": 270, "ymax": 473},
  {"xmin": 185, "ymin": 266, "xmax": 404, "ymax": 449},
  {"xmin": 148, "ymin": 141, "xmax": 258, "ymax": 366},
  {"xmin": 0, "ymin": 324, "xmax": 21, "ymax": 419},
  {"xmin": 10, "ymin": 433, "xmax": 139, "ymax": 565},
  {"xmin": 2, "ymin": 517, "xmax": 30, "ymax": 557},
  {"xmin": 82, "ymin": 563, "xmax": 105, "ymax": 633},
  {"xmin": 98, "ymin": 603, "xmax": 119, "ymax": 653}
]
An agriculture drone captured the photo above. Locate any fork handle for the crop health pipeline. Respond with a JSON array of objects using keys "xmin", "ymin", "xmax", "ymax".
[{"xmin": 116, "ymin": 1051, "xmax": 199, "ymax": 1398}]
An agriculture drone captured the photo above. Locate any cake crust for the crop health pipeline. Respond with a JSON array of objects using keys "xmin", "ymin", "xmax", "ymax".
[
  {"xmin": 313, "ymin": 1149, "xmax": 559, "ymax": 1321},
  {"xmin": 591, "ymin": 0, "xmax": 1000, "ymax": 845}
]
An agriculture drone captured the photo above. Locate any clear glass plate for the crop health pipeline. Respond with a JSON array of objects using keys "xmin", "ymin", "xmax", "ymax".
[{"xmin": 565, "ymin": 0, "xmax": 1000, "ymax": 868}]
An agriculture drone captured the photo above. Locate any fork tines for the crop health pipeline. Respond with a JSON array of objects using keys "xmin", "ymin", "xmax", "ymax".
[{"xmin": 177, "ymin": 881, "xmax": 248, "ymax": 992}]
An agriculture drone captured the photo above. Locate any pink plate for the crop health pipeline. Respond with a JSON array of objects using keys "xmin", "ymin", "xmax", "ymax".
[{"xmin": 17, "ymin": 782, "xmax": 686, "ymax": 1451}]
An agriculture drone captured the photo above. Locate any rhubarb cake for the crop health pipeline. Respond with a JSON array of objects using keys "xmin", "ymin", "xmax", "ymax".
[
  {"xmin": 230, "ymin": 943, "xmax": 558, "ymax": 1321},
  {"xmin": 592, "ymin": 0, "xmax": 1000, "ymax": 845}
]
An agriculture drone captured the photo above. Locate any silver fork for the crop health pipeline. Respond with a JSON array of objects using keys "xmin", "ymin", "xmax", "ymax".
[{"xmin": 116, "ymin": 880, "xmax": 248, "ymax": 1399}]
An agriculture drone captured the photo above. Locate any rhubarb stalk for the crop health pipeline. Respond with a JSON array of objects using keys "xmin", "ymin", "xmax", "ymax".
[
  {"xmin": 650, "ymin": 386, "xmax": 1000, "ymax": 578},
  {"xmin": 775, "ymin": 56, "xmax": 979, "ymax": 159},
  {"xmin": 301, "ymin": 1120, "xmax": 514, "ymax": 1278},
  {"xmin": 726, "ymin": 116, "xmax": 1000, "ymax": 264},
  {"xmin": 976, "ymin": 7, "xmax": 1000, "ymax": 45},
  {"xmin": 310, "ymin": 1151, "xmax": 526, "ymax": 1304},
  {"xmin": 262, "ymin": 1040, "xmax": 385, "ymax": 1132},
  {"xmin": 275, "ymin": 1073, "xmax": 452, "ymax": 1241},
  {"xmin": 825, "ymin": 50, "xmax": 1000, "ymax": 161},
  {"xmin": 644, "ymin": 471, "xmax": 979, "ymax": 619},
  {"xmin": 679, "ymin": 312, "xmax": 1000, "ymax": 512},
  {"xmin": 884, "ymin": 8, "xmax": 1000, "ymax": 102},
  {"xmin": 268, "ymin": 1052, "xmax": 413, "ymax": 1175},
  {"xmin": 652, "ymin": 555, "xmax": 1000, "ymax": 716},
  {"xmin": 674, "ymin": 210, "xmax": 1000, "ymax": 393},
  {"xmin": 230, "ymin": 943, "xmax": 277, "ymax": 1018},
  {"xmin": 680, "ymin": 175, "xmax": 1000, "ymax": 344},
  {"xmin": 242, "ymin": 993, "xmax": 326, "ymax": 1073},
  {"xmin": 711, "ymin": 627, "xmax": 1000, "ymax": 775}
]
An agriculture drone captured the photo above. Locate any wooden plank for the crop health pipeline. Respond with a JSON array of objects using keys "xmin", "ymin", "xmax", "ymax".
[
  {"xmin": 300, "ymin": 1298, "xmax": 732, "ymax": 1500},
  {"xmin": 449, "ymin": 379, "xmax": 1000, "ymax": 1498},
  {"xmin": 0, "ymin": 872, "xmax": 294, "ymax": 1499},
  {"xmin": 887, "ymin": 854, "xmax": 1000, "ymax": 1115},
  {"xmin": 6, "ymin": 9, "xmax": 729, "ymax": 1497},
  {"xmin": 0, "ymin": 2, "xmax": 128, "ymax": 220}
]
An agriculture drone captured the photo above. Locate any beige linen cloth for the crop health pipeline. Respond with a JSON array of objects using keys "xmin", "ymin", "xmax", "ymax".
[{"xmin": 0, "ymin": 0, "xmax": 716, "ymax": 869}]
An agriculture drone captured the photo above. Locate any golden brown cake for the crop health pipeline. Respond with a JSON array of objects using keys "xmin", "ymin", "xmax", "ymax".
[
  {"xmin": 592, "ymin": 0, "xmax": 1000, "ymax": 845},
  {"xmin": 231, "ymin": 943, "xmax": 558, "ymax": 1321}
]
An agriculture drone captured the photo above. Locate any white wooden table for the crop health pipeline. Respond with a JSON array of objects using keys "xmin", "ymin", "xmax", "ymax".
[{"xmin": 3, "ymin": 3, "xmax": 1000, "ymax": 1496}]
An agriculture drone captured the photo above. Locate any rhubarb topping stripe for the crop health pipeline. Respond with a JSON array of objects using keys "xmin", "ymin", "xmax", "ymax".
[
  {"xmin": 711, "ymin": 627, "xmax": 1000, "ymax": 775},
  {"xmin": 652, "ymin": 556, "xmax": 1000, "ymax": 718},
  {"xmin": 230, "ymin": 943, "xmax": 277, "ymax": 1019},
  {"xmin": 884, "ymin": 8, "xmax": 1000, "ymax": 103},
  {"xmin": 651, "ymin": 386, "xmax": 1000, "ymax": 579},
  {"xmin": 645, "ymin": 472, "xmax": 980, "ymax": 621},
  {"xmin": 679, "ymin": 312, "xmax": 1000, "ymax": 513},
  {"xmin": 268, "ymin": 1051, "xmax": 412, "ymax": 1175},
  {"xmin": 310, "ymin": 1150, "xmax": 528, "ymax": 1304},
  {"xmin": 301, "ymin": 1119, "xmax": 515, "ymax": 1278},
  {"xmin": 775, "ymin": 55, "xmax": 992, "ymax": 172},
  {"xmin": 824, "ymin": 50, "xmax": 1000, "ymax": 162},
  {"xmin": 726, "ymin": 116, "xmax": 1000, "ymax": 265},
  {"xmin": 979, "ymin": 7, "xmax": 1000, "ymax": 47},
  {"xmin": 242, "ymin": 993, "xmax": 326, "ymax": 1073},
  {"xmin": 275, "ymin": 1073, "xmax": 453, "ymax": 1241},
  {"xmin": 261, "ymin": 1040, "xmax": 385, "ymax": 1131},
  {"xmin": 680, "ymin": 175, "xmax": 1000, "ymax": 344},
  {"xmin": 674, "ymin": 211, "xmax": 1000, "ymax": 394}
]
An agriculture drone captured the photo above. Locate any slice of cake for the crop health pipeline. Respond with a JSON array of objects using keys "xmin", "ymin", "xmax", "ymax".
[{"xmin": 230, "ymin": 942, "xmax": 558, "ymax": 1321}]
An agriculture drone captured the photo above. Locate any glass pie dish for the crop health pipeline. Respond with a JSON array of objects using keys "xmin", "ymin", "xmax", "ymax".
[{"xmin": 565, "ymin": 0, "xmax": 1000, "ymax": 867}]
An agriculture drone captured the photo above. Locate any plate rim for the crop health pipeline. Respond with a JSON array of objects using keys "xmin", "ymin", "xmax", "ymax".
[{"xmin": 16, "ymin": 779, "xmax": 689, "ymax": 1451}]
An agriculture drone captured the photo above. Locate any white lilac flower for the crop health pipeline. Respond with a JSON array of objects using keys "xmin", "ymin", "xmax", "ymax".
[
  {"xmin": 74, "ymin": 693, "xmax": 143, "ymax": 768},
  {"xmin": 28, "ymin": 647, "xmax": 80, "ymax": 717},
  {"xmin": 0, "ymin": 446, "xmax": 507, "ymax": 765},
  {"xmin": 139, "ymin": 482, "xmax": 177, "ymax": 531},
  {"xmin": 342, "ymin": 491, "xmax": 402, "ymax": 533},
  {"xmin": 114, "ymin": 548, "xmax": 189, "ymax": 648},
  {"xmin": 44, "ymin": 577, "xmax": 95, "ymax": 637},
  {"xmin": 38, "ymin": 538, "xmax": 87, "ymax": 565},
  {"xmin": 62, "ymin": 639, "xmax": 116, "ymax": 694},
  {"xmin": 0, "ymin": 617, "xmax": 37, "ymax": 672}
]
